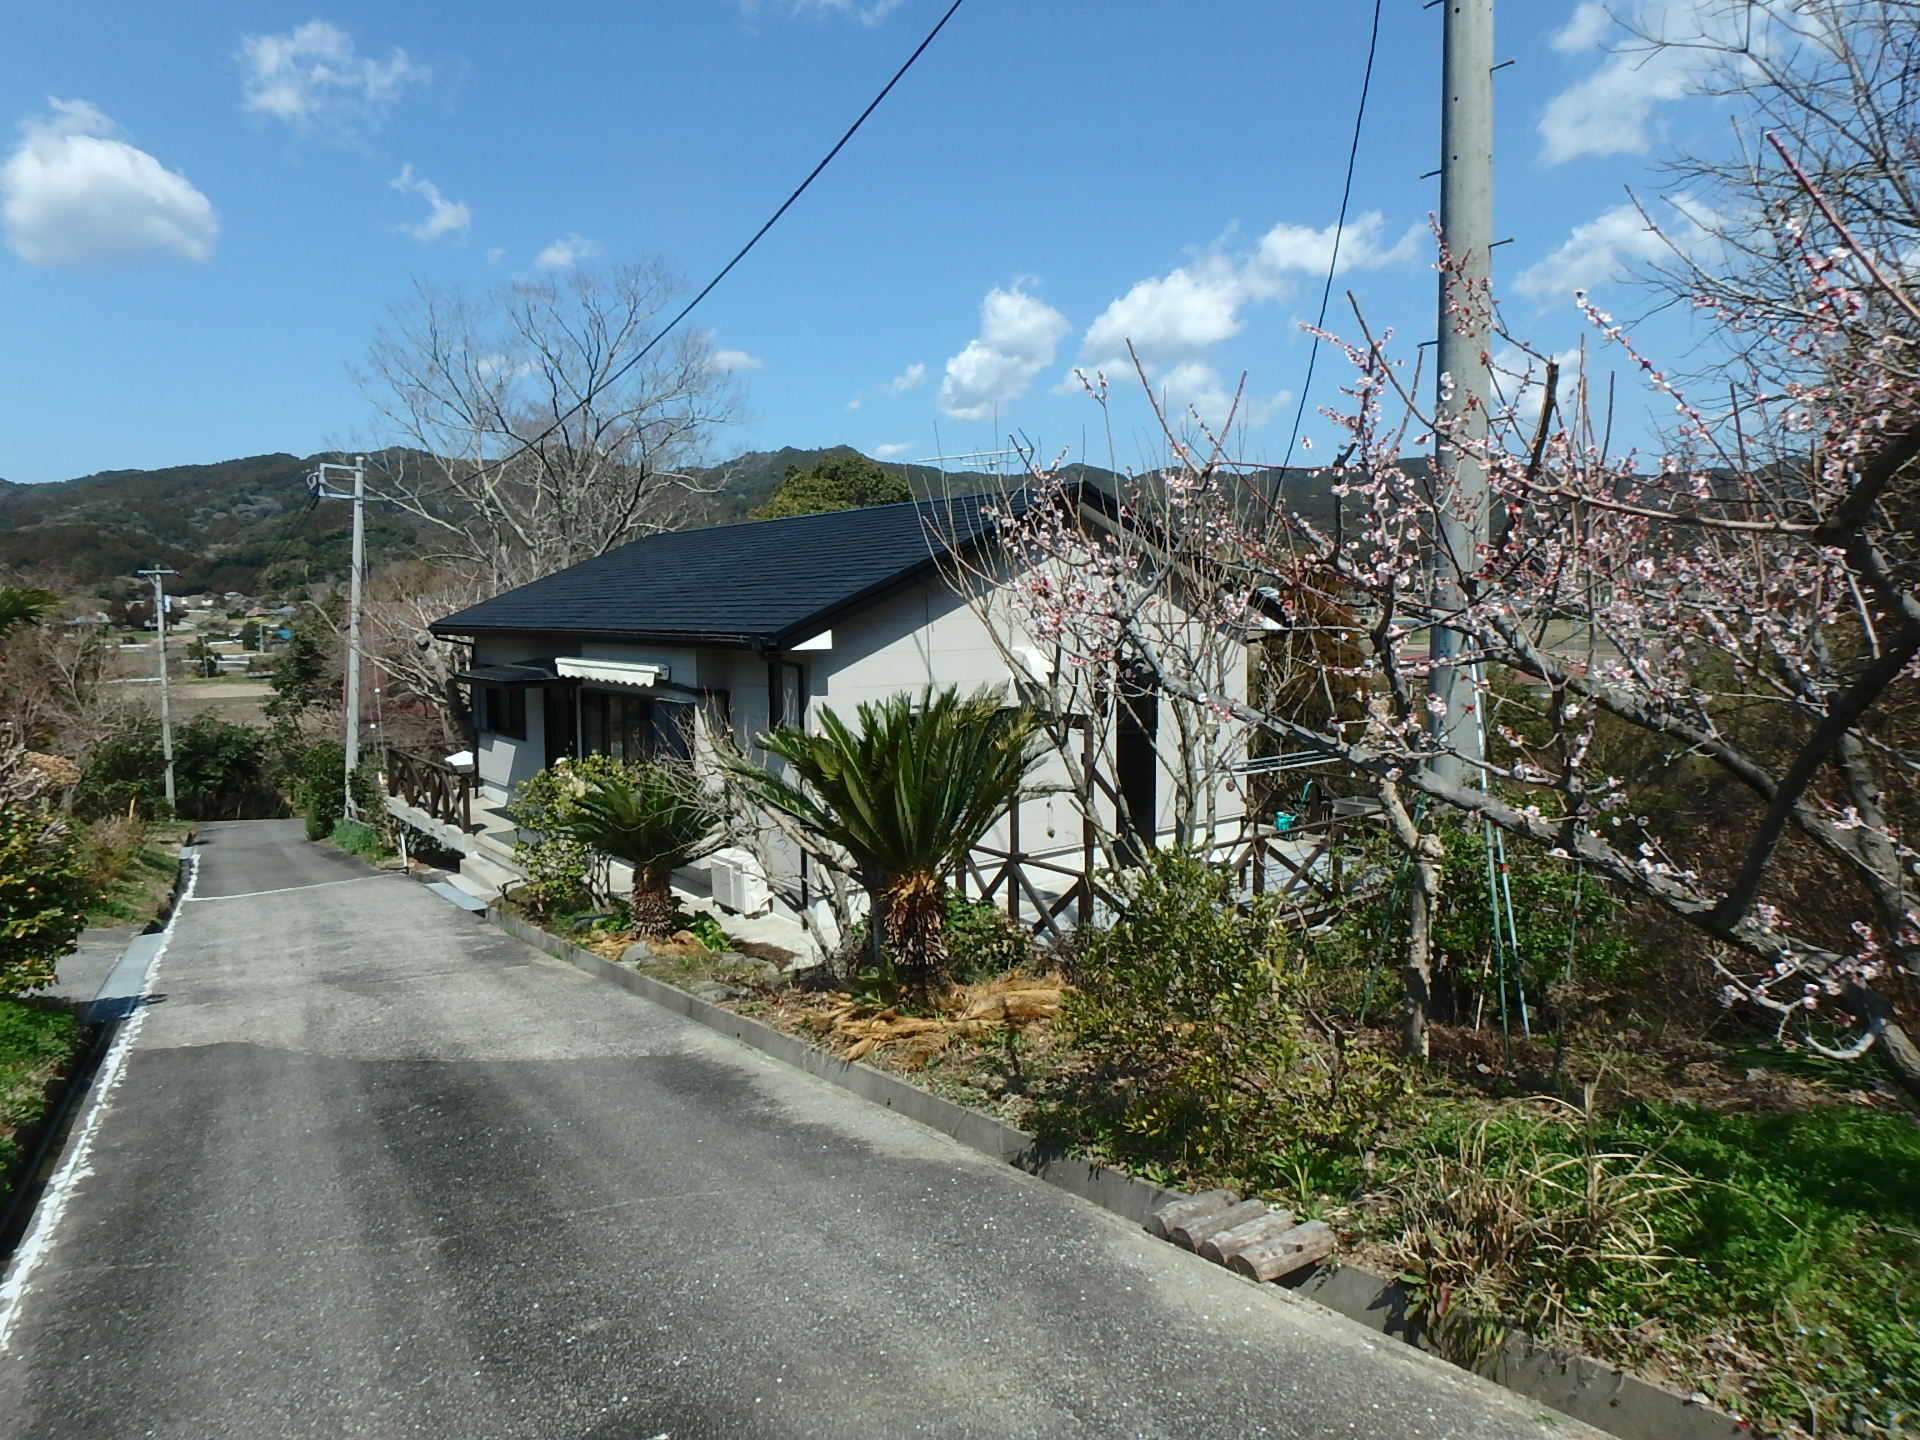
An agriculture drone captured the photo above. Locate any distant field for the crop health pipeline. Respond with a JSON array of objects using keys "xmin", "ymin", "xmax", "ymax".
[{"xmin": 105, "ymin": 635, "xmax": 275, "ymax": 728}]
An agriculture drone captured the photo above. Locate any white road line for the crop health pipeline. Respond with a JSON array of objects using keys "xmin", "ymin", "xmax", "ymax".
[
  {"xmin": 184, "ymin": 873, "xmax": 383, "ymax": 903},
  {"xmin": 0, "ymin": 846, "xmax": 200, "ymax": 1353}
]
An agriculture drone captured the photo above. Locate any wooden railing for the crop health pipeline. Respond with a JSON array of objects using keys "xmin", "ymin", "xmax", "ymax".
[
  {"xmin": 1219, "ymin": 815, "xmax": 1351, "ymax": 927},
  {"xmin": 385, "ymin": 746, "xmax": 474, "ymax": 833},
  {"xmin": 957, "ymin": 791, "xmax": 1118, "ymax": 943},
  {"xmin": 957, "ymin": 807, "xmax": 1369, "ymax": 941}
]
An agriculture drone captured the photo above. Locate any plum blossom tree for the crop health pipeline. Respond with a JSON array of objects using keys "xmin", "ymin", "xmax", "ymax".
[
  {"xmin": 987, "ymin": 192, "xmax": 1920, "ymax": 1097},
  {"xmin": 940, "ymin": 448, "xmax": 1257, "ymax": 866}
]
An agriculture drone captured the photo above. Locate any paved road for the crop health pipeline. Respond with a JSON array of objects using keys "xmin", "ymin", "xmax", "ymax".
[{"xmin": 0, "ymin": 820, "xmax": 1596, "ymax": 1439}]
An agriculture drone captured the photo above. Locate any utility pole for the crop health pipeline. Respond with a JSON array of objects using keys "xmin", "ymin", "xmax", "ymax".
[
  {"xmin": 308, "ymin": 456, "xmax": 368, "ymax": 820},
  {"xmin": 1429, "ymin": 0, "xmax": 1494, "ymax": 786},
  {"xmin": 136, "ymin": 567, "xmax": 178, "ymax": 812}
]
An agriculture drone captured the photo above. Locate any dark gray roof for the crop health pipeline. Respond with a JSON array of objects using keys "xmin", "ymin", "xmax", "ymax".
[{"xmin": 431, "ymin": 489, "xmax": 1079, "ymax": 650}]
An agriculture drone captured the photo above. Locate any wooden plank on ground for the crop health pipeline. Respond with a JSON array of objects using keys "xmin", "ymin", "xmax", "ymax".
[
  {"xmin": 1198, "ymin": 1209, "xmax": 1298, "ymax": 1265},
  {"xmin": 1229, "ymin": 1220, "xmax": 1336, "ymax": 1282},
  {"xmin": 1169, "ymin": 1198, "xmax": 1269, "ymax": 1252},
  {"xmin": 1144, "ymin": 1189, "xmax": 1237, "ymax": 1240}
]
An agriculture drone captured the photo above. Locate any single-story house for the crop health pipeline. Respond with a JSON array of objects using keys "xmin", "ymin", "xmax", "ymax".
[{"xmin": 403, "ymin": 486, "xmax": 1259, "ymax": 943}]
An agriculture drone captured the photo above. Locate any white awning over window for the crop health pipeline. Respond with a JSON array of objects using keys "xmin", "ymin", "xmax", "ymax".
[{"xmin": 555, "ymin": 657, "xmax": 668, "ymax": 689}]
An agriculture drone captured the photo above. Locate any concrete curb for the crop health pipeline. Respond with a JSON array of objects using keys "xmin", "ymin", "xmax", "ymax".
[{"xmin": 488, "ymin": 906, "xmax": 1749, "ymax": 1440}]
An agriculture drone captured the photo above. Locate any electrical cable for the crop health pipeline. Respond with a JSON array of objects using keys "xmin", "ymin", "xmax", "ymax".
[
  {"xmin": 1278, "ymin": 0, "xmax": 1384, "ymax": 472},
  {"xmin": 452, "ymin": 0, "xmax": 969, "ymax": 486}
]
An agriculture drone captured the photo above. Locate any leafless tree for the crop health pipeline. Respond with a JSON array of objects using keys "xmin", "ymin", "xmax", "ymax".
[
  {"xmin": 357, "ymin": 258, "xmax": 741, "ymax": 592},
  {"xmin": 0, "ymin": 615, "xmax": 132, "ymax": 762},
  {"xmin": 360, "ymin": 560, "xmax": 495, "ymax": 750}
]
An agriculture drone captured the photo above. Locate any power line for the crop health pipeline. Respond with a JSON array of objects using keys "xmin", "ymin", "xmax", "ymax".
[
  {"xmin": 453, "ymin": 0, "xmax": 971, "ymax": 486},
  {"xmin": 1278, "ymin": 0, "xmax": 1385, "ymax": 472}
]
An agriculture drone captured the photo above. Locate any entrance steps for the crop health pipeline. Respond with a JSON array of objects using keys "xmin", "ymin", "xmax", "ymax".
[{"xmin": 454, "ymin": 852, "xmax": 521, "ymax": 902}]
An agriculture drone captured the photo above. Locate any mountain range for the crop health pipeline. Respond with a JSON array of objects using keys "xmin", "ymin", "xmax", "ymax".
[{"xmin": 0, "ymin": 447, "xmax": 1339, "ymax": 597}]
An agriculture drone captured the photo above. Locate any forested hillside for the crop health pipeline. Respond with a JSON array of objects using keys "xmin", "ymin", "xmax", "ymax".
[{"xmin": 0, "ymin": 445, "xmax": 1342, "ymax": 593}]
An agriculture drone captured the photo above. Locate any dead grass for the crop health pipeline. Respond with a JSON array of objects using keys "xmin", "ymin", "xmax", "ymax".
[{"xmin": 794, "ymin": 974, "xmax": 1067, "ymax": 1064}]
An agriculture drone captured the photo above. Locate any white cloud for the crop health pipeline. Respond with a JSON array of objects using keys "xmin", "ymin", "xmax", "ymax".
[
  {"xmin": 740, "ymin": 0, "xmax": 905, "ymax": 26},
  {"xmin": 534, "ymin": 232, "xmax": 597, "ymax": 269},
  {"xmin": 1156, "ymin": 362, "xmax": 1291, "ymax": 434},
  {"xmin": 238, "ymin": 20, "xmax": 427, "ymax": 138},
  {"xmin": 1537, "ymin": 1, "xmax": 1761, "ymax": 164},
  {"xmin": 1514, "ymin": 196, "xmax": 1722, "ymax": 299},
  {"xmin": 1081, "ymin": 212, "xmax": 1414, "ymax": 371},
  {"xmin": 711, "ymin": 348, "xmax": 764, "ymax": 372},
  {"xmin": 389, "ymin": 164, "xmax": 469, "ymax": 243},
  {"xmin": 1491, "ymin": 343, "xmax": 1584, "ymax": 424},
  {"xmin": 872, "ymin": 442, "xmax": 912, "ymax": 459},
  {"xmin": 0, "ymin": 100, "xmax": 216, "ymax": 268},
  {"xmin": 937, "ymin": 284, "xmax": 1072, "ymax": 422},
  {"xmin": 849, "ymin": 361, "xmax": 928, "ymax": 411},
  {"xmin": 1085, "ymin": 259, "xmax": 1246, "ymax": 363}
]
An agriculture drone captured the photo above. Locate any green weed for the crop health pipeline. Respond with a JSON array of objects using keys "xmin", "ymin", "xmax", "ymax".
[
  {"xmin": 328, "ymin": 818, "xmax": 389, "ymax": 862},
  {"xmin": 0, "ymin": 998, "xmax": 84, "ymax": 1192}
]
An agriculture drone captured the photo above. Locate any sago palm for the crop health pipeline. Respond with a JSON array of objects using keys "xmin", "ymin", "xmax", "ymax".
[
  {"xmin": 727, "ymin": 685, "xmax": 1045, "ymax": 1000},
  {"xmin": 559, "ymin": 765, "xmax": 723, "ymax": 939},
  {"xmin": 0, "ymin": 587, "xmax": 58, "ymax": 638}
]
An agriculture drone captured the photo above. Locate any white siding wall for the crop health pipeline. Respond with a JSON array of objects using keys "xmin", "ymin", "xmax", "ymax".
[
  {"xmin": 807, "ymin": 582, "xmax": 1011, "ymax": 708},
  {"xmin": 804, "ymin": 581, "xmax": 1060, "ymax": 862},
  {"xmin": 801, "ymin": 577, "xmax": 1249, "ymax": 872},
  {"xmin": 468, "ymin": 636, "xmax": 559, "ymax": 802},
  {"xmin": 706, "ymin": 650, "xmax": 775, "ymax": 753},
  {"xmin": 463, "ymin": 555, "xmax": 1252, "ymax": 924}
]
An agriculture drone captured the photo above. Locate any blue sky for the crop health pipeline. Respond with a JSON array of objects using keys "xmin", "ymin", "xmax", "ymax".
[{"xmin": 1, "ymin": 1, "xmax": 1737, "ymax": 486}]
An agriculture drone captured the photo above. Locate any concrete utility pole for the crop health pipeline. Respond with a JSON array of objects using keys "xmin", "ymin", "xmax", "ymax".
[
  {"xmin": 137, "ymin": 567, "xmax": 178, "ymax": 812},
  {"xmin": 308, "ymin": 456, "xmax": 368, "ymax": 821},
  {"xmin": 1429, "ymin": 0, "xmax": 1494, "ymax": 786}
]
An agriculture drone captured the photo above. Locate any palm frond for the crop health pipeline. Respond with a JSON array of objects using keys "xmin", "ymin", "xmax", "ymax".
[
  {"xmin": 558, "ymin": 765, "xmax": 724, "ymax": 876},
  {"xmin": 726, "ymin": 685, "xmax": 1046, "ymax": 886},
  {"xmin": 0, "ymin": 587, "xmax": 60, "ymax": 637}
]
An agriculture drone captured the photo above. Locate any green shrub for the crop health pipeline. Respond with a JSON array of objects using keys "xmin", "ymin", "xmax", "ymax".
[
  {"xmin": 73, "ymin": 725, "xmax": 168, "ymax": 820},
  {"xmin": 75, "ymin": 715, "xmax": 283, "ymax": 822},
  {"xmin": 79, "ymin": 816, "xmax": 148, "ymax": 893},
  {"xmin": 1058, "ymin": 849, "xmax": 1407, "ymax": 1201},
  {"xmin": 504, "ymin": 755, "xmax": 631, "ymax": 918},
  {"xmin": 328, "ymin": 818, "xmax": 387, "ymax": 861},
  {"xmin": 286, "ymin": 741, "xmax": 376, "ymax": 841},
  {"xmin": 1314, "ymin": 817, "xmax": 1642, "ymax": 1030},
  {"xmin": 669, "ymin": 910, "xmax": 729, "ymax": 951},
  {"xmin": 945, "ymin": 891, "xmax": 1034, "ymax": 981},
  {"xmin": 0, "ymin": 997, "xmax": 85, "ymax": 1179},
  {"xmin": 0, "ymin": 798, "xmax": 89, "ymax": 995}
]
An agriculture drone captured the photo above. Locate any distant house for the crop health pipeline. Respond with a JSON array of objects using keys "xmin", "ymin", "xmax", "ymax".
[{"xmin": 394, "ymin": 488, "xmax": 1258, "ymax": 943}]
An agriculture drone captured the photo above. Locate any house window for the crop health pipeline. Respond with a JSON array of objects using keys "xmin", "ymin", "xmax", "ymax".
[
  {"xmin": 577, "ymin": 688, "xmax": 729, "ymax": 764},
  {"xmin": 580, "ymin": 690, "xmax": 649, "ymax": 761},
  {"xmin": 653, "ymin": 701, "xmax": 695, "ymax": 763},
  {"xmin": 771, "ymin": 661, "xmax": 806, "ymax": 729},
  {"xmin": 482, "ymin": 685, "xmax": 527, "ymax": 740}
]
